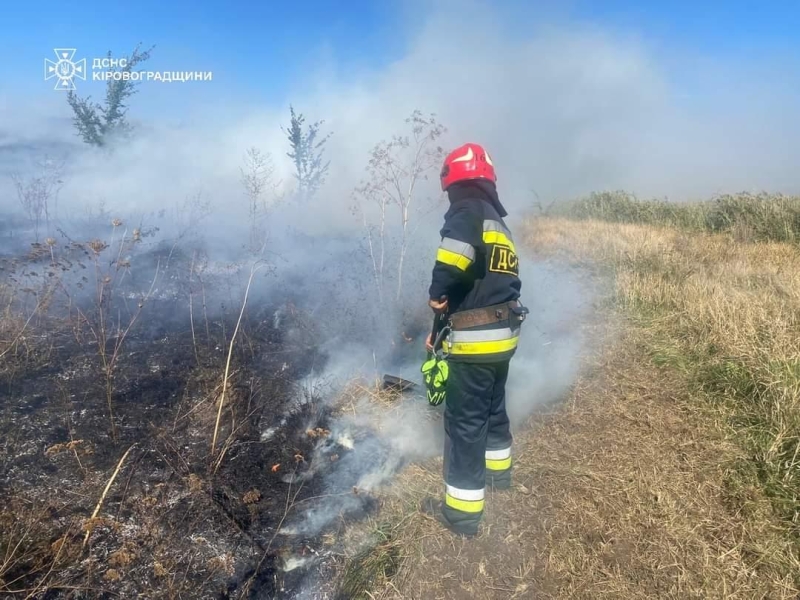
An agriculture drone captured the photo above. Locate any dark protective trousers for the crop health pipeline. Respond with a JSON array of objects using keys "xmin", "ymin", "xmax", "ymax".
[{"xmin": 442, "ymin": 360, "xmax": 513, "ymax": 534}]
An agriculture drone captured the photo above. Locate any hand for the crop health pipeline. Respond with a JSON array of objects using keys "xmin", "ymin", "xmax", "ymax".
[
  {"xmin": 425, "ymin": 332, "xmax": 434, "ymax": 352},
  {"xmin": 429, "ymin": 297, "xmax": 449, "ymax": 314}
]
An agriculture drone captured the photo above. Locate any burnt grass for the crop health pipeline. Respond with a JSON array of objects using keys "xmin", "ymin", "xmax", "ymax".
[{"xmin": 0, "ymin": 236, "xmax": 386, "ymax": 599}]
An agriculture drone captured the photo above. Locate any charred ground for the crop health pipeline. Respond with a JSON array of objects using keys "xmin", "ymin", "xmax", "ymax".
[{"xmin": 0, "ymin": 221, "xmax": 409, "ymax": 599}]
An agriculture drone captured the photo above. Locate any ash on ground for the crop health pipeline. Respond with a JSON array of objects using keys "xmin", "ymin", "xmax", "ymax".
[{"xmin": 0, "ymin": 230, "xmax": 423, "ymax": 599}]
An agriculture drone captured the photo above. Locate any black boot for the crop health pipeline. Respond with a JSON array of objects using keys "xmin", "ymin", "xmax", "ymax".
[{"xmin": 420, "ymin": 497, "xmax": 479, "ymax": 537}]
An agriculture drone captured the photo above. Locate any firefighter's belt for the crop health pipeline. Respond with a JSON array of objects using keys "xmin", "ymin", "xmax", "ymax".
[{"xmin": 448, "ymin": 301, "xmax": 525, "ymax": 331}]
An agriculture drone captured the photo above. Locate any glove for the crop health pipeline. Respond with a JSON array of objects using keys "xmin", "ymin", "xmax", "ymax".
[{"xmin": 421, "ymin": 355, "xmax": 448, "ymax": 407}]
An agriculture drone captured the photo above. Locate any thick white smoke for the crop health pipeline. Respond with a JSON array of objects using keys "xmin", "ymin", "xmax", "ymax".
[
  {"xmin": 1, "ymin": 0, "xmax": 797, "ymax": 591},
  {"xmin": 272, "ymin": 257, "xmax": 593, "ymax": 547},
  {"xmin": 2, "ymin": 1, "xmax": 798, "ymax": 225}
]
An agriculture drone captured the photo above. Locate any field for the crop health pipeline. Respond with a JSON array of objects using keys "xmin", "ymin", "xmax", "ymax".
[
  {"xmin": 2, "ymin": 192, "xmax": 800, "ymax": 598},
  {"xmin": 330, "ymin": 193, "xmax": 800, "ymax": 599}
]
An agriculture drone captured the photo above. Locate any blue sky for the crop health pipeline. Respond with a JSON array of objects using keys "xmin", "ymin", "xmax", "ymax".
[
  {"xmin": 575, "ymin": 0, "xmax": 798, "ymax": 55},
  {"xmin": 1, "ymin": 0, "xmax": 798, "ymax": 212},
  {"xmin": 4, "ymin": 0, "xmax": 403, "ymax": 107},
  {"xmin": 3, "ymin": 0, "xmax": 798, "ymax": 110}
]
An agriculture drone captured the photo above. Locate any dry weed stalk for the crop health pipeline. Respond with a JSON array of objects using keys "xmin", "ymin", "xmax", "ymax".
[
  {"xmin": 0, "ymin": 298, "xmax": 43, "ymax": 360},
  {"xmin": 0, "ymin": 515, "xmax": 41, "ymax": 590},
  {"xmin": 186, "ymin": 249, "xmax": 212, "ymax": 358},
  {"xmin": 82, "ymin": 444, "xmax": 137, "ymax": 549},
  {"xmin": 211, "ymin": 262, "xmax": 265, "ymax": 457},
  {"xmin": 241, "ymin": 147, "xmax": 281, "ymax": 255},
  {"xmin": 9, "ymin": 156, "xmax": 64, "ymax": 242},
  {"xmin": 351, "ymin": 110, "xmax": 446, "ymax": 308},
  {"xmin": 65, "ymin": 226, "xmax": 160, "ymax": 442},
  {"xmin": 188, "ymin": 250, "xmax": 201, "ymax": 367},
  {"xmin": 238, "ymin": 464, "xmax": 306, "ymax": 598},
  {"xmin": 211, "ymin": 389, "xmax": 266, "ymax": 475},
  {"xmin": 0, "ymin": 260, "xmax": 61, "ymax": 361},
  {"xmin": 18, "ymin": 524, "xmax": 80, "ymax": 599}
]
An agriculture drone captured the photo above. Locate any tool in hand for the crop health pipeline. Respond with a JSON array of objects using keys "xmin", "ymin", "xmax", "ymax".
[
  {"xmin": 420, "ymin": 304, "xmax": 451, "ymax": 406},
  {"xmin": 382, "ymin": 297, "xmax": 451, "ymax": 405}
]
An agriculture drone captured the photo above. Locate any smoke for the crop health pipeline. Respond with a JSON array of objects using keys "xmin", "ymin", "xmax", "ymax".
[
  {"xmin": 270, "ymin": 256, "xmax": 593, "ymax": 552},
  {"xmin": 2, "ymin": 2, "xmax": 798, "ymax": 225},
  {"xmin": 2, "ymin": 0, "xmax": 797, "ymax": 592},
  {"xmin": 506, "ymin": 262, "xmax": 594, "ymax": 423}
]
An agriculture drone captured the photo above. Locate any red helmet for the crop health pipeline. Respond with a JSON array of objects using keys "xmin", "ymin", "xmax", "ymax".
[{"xmin": 440, "ymin": 142, "xmax": 497, "ymax": 191}]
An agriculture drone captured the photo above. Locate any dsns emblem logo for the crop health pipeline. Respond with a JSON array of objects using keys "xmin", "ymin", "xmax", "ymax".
[
  {"xmin": 489, "ymin": 245, "xmax": 519, "ymax": 276},
  {"xmin": 44, "ymin": 48, "xmax": 87, "ymax": 90}
]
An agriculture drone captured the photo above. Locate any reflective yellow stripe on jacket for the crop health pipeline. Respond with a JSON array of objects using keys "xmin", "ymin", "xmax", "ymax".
[
  {"xmin": 442, "ymin": 327, "xmax": 520, "ymax": 356},
  {"xmin": 483, "ymin": 220, "xmax": 516, "ymax": 253},
  {"xmin": 436, "ymin": 237, "xmax": 476, "ymax": 271}
]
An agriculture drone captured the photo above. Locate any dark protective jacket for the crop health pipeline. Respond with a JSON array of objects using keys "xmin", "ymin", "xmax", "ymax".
[{"xmin": 428, "ymin": 181, "xmax": 523, "ymax": 362}]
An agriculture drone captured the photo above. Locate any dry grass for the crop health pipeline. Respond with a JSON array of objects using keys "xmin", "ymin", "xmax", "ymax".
[
  {"xmin": 5, "ymin": 212, "xmax": 800, "ymax": 597},
  {"xmin": 0, "ymin": 284, "xmax": 29, "ymax": 359},
  {"xmin": 348, "ymin": 328, "xmax": 797, "ymax": 599},
  {"xmin": 524, "ymin": 218, "xmax": 800, "ymax": 534},
  {"xmin": 334, "ymin": 216, "xmax": 800, "ymax": 599}
]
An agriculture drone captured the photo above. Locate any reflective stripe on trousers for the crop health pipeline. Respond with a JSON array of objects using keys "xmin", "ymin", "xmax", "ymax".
[
  {"xmin": 486, "ymin": 447, "xmax": 512, "ymax": 471},
  {"xmin": 445, "ymin": 484, "xmax": 485, "ymax": 514}
]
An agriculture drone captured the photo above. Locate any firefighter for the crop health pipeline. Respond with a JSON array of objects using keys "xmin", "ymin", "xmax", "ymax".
[{"xmin": 423, "ymin": 142, "xmax": 526, "ymax": 537}]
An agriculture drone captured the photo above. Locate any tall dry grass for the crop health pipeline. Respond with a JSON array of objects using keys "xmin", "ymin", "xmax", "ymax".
[
  {"xmin": 549, "ymin": 190, "xmax": 800, "ymax": 243},
  {"xmin": 523, "ymin": 217, "xmax": 800, "ymax": 548}
]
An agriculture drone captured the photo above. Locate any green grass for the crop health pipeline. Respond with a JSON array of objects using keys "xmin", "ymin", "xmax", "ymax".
[
  {"xmin": 699, "ymin": 357, "xmax": 800, "ymax": 533},
  {"xmin": 335, "ymin": 523, "xmax": 401, "ymax": 600},
  {"xmin": 549, "ymin": 190, "xmax": 800, "ymax": 243}
]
